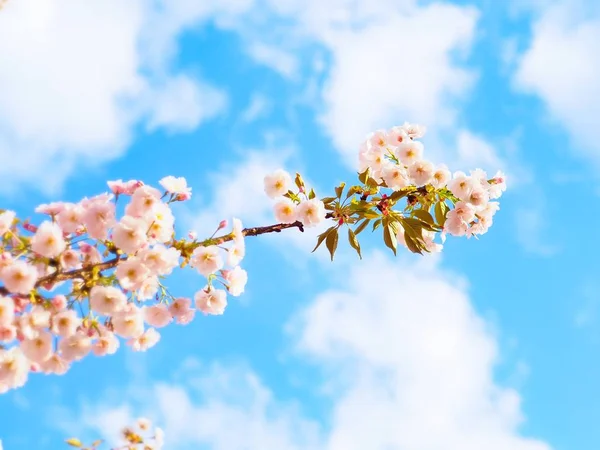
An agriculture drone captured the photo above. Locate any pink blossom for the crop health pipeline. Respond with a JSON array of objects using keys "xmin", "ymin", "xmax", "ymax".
[
  {"xmin": 59, "ymin": 333, "xmax": 92, "ymax": 361},
  {"xmin": 400, "ymin": 122, "xmax": 426, "ymax": 139},
  {"xmin": 125, "ymin": 185, "xmax": 162, "ymax": 217},
  {"xmin": 143, "ymin": 304, "xmax": 172, "ymax": 328},
  {"xmin": 431, "ymin": 164, "xmax": 451, "ymax": 188},
  {"xmin": 79, "ymin": 242, "xmax": 103, "ymax": 265},
  {"xmin": 34, "ymin": 202, "xmax": 66, "ymax": 216},
  {"xmin": 368, "ymin": 129, "xmax": 390, "ymax": 149},
  {"xmin": 92, "ymin": 332, "xmax": 120, "ymax": 356},
  {"xmin": 395, "ymin": 140, "xmax": 423, "ymax": 165},
  {"xmin": 444, "ymin": 216, "xmax": 469, "ymax": 237},
  {"xmin": 273, "ymin": 199, "xmax": 297, "ymax": 224},
  {"xmin": 447, "ymin": 172, "xmax": 474, "ymax": 201},
  {"xmin": 0, "ymin": 296, "xmax": 15, "ymax": 328},
  {"xmin": 0, "ymin": 210, "xmax": 15, "ymax": 236},
  {"xmin": 381, "ymin": 165, "xmax": 410, "ymax": 190},
  {"xmin": 113, "ymin": 215, "xmax": 149, "ymax": 254},
  {"xmin": 139, "ymin": 245, "xmax": 180, "ymax": 276},
  {"xmin": 21, "ymin": 331, "xmax": 53, "ymax": 363},
  {"xmin": 142, "ymin": 202, "xmax": 174, "ymax": 243},
  {"xmin": 451, "ymin": 201, "xmax": 476, "ymax": 223},
  {"xmin": 56, "ymin": 203, "xmax": 84, "ymax": 234},
  {"xmin": 195, "ymin": 288, "xmax": 227, "ymax": 315},
  {"xmin": 386, "ymin": 127, "xmax": 409, "ymax": 147},
  {"xmin": 159, "ymin": 176, "xmax": 192, "ymax": 200},
  {"xmin": 82, "ymin": 200, "xmax": 116, "ymax": 240},
  {"xmin": 169, "ymin": 298, "xmax": 195, "ymax": 324},
  {"xmin": 223, "ymin": 266, "xmax": 248, "ymax": 297},
  {"xmin": 60, "ymin": 249, "xmax": 81, "ymax": 270},
  {"xmin": 296, "ymin": 199, "xmax": 326, "ymax": 228},
  {"xmin": 408, "ymin": 160, "xmax": 434, "ymax": 187},
  {"xmin": 115, "ymin": 257, "xmax": 150, "ymax": 290},
  {"xmin": 0, "ymin": 347, "xmax": 29, "ymax": 390},
  {"xmin": 51, "ymin": 295, "xmax": 68, "ymax": 311},
  {"xmin": 128, "ymin": 328, "xmax": 160, "ymax": 352},
  {"xmin": 51, "ymin": 310, "xmax": 81, "ymax": 338},
  {"xmin": 112, "ymin": 304, "xmax": 144, "ymax": 338},
  {"xmin": 137, "ymin": 276, "xmax": 159, "ymax": 301},
  {"xmin": 107, "ymin": 179, "xmax": 142, "ymax": 196},
  {"xmin": 30, "ymin": 221, "xmax": 66, "ymax": 258},
  {"xmin": 40, "ymin": 353, "xmax": 69, "ymax": 375},
  {"xmin": 264, "ymin": 169, "xmax": 292, "ymax": 199},
  {"xmin": 0, "ymin": 326, "xmax": 16, "ymax": 343},
  {"xmin": 89, "ymin": 285, "xmax": 127, "ymax": 315},
  {"xmin": 227, "ymin": 243, "xmax": 245, "ymax": 267},
  {"xmin": 190, "ymin": 246, "xmax": 223, "ymax": 277}
]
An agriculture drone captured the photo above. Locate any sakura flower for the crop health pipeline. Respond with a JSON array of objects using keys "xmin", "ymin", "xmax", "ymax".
[
  {"xmin": 56, "ymin": 203, "xmax": 84, "ymax": 234},
  {"xmin": 190, "ymin": 245, "xmax": 223, "ymax": 277},
  {"xmin": 115, "ymin": 257, "xmax": 150, "ymax": 290},
  {"xmin": 0, "ymin": 347, "xmax": 29, "ymax": 390},
  {"xmin": 386, "ymin": 126, "xmax": 410, "ymax": 147},
  {"xmin": 447, "ymin": 172, "xmax": 474, "ymax": 201},
  {"xmin": 368, "ymin": 130, "xmax": 389, "ymax": 149},
  {"xmin": 112, "ymin": 305, "xmax": 144, "ymax": 339},
  {"xmin": 125, "ymin": 185, "xmax": 163, "ymax": 217},
  {"xmin": 408, "ymin": 160, "xmax": 435, "ymax": 187},
  {"xmin": 0, "ymin": 210, "xmax": 15, "ymax": 236},
  {"xmin": 274, "ymin": 198, "xmax": 297, "ymax": 224},
  {"xmin": 400, "ymin": 122, "xmax": 427, "ymax": 139},
  {"xmin": 159, "ymin": 176, "xmax": 192, "ymax": 200},
  {"xmin": 92, "ymin": 332, "xmax": 120, "ymax": 356},
  {"xmin": 431, "ymin": 164, "xmax": 451, "ymax": 188},
  {"xmin": 0, "ymin": 296, "xmax": 15, "ymax": 328},
  {"xmin": 21, "ymin": 331, "xmax": 53, "ymax": 363},
  {"xmin": 139, "ymin": 245, "xmax": 180, "ymax": 276},
  {"xmin": 143, "ymin": 304, "xmax": 172, "ymax": 328},
  {"xmin": 40, "ymin": 353, "xmax": 69, "ymax": 375},
  {"xmin": 34, "ymin": 202, "xmax": 66, "ymax": 216},
  {"xmin": 395, "ymin": 140, "xmax": 423, "ymax": 165},
  {"xmin": 381, "ymin": 165, "xmax": 410, "ymax": 191},
  {"xmin": 30, "ymin": 221, "xmax": 66, "ymax": 258},
  {"xmin": 82, "ymin": 200, "xmax": 116, "ymax": 240},
  {"xmin": 112, "ymin": 215, "xmax": 149, "ymax": 254},
  {"xmin": 79, "ymin": 242, "xmax": 103, "ymax": 265},
  {"xmin": 169, "ymin": 297, "xmax": 194, "ymax": 324},
  {"xmin": 51, "ymin": 309, "xmax": 81, "ymax": 338},
  {"xmin": 467, "ymin": 185, "xmax": 489, "ymax": 209},
  {"xmin": 296, "ymin": 199, "xmax": 326, "ymax": 228},
  {"xmin": 444, "ymin": 216, "xmax": 469, "ymax": 237},
  {"xmin": 128, "ymin": 328, "xmax": 160, "ymax": 352},
  {"xmin": 195, "ymin": 288, "xmax": 227, "ymax": 315},
  {"xmin": 231, "ymin": 218, "xmax": 244, "ymax": 245},
  {"xmin": 137, "ymin": 276, "xmax": 159, "ymax": 301},
  {"xmin": 89, "ymin": 285, "xmax": 128, "ymax": 315},
  {"xmin": 143, "ymin": 202, "xmax": 175, "ymax": 243},
  {"xmin": 0, "ymin": 326, "xmax": 16, "ymax": 343},
  {"xmin": 223, "ymin": 266, "xmax": 248, "ymax": 297},
  {"xmin": 59, "ymin": 333, "xmax": 92, "ymax": 361},
  {"xmin": 264, "ymin": 169, "xmax": 292, "ymax": 199},
  {"xmin": 59, "ymin": 249, "xmax": 81, "ymax": 270},
  {"xmin": 488, "ymin": 170, "xmax": 507, "ymax": 199},
  {"xmin": 227, "ymin": 243, "xmax": 245, "ymax": 267},
  {"xmin": 450, "ymin": 201, "xmax": 476, "ymax": 223}
]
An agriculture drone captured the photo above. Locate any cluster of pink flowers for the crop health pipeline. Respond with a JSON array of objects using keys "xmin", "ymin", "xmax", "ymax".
[
  {"xmin": 358, "ymin": 122, "xmax": 507, "ymax": 251},
  {"xmin": 264, "ymin": 170, "xmax": 327, "ymax": 227},
  {"xmin": 0, "ymin": 176, "xmax": 247, "ymax": 393}
]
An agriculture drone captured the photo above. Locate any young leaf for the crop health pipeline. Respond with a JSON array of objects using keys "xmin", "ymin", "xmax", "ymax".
[
  {"xmin": 358, "ymin": 168, "xmax": 371, "ymax": 184},
  {"xmin": 404, "ymin": 232, "xmax": 424, "ymax": 254},
  {"xmin": 65, "ymin": 438, "xmax": 83, "ymax": 448},
  {"xmin": 334, "ymin": 182, "xmax": 346, "ymax": 199},
  {"xmin": 321, "ymin": 196, "xmax": 337, "ymax": 204},
  {"xmin": 325, "ymin": 228, "xmax": 339, "ymax": 261},
  {"xmin": 294, "ymin": 173, "xmax": 305, "ymax": 190},
  {"xmin": 308, "ymin": 188, "xmax": 316, "ymax": 200},
  {"xmin": 382, "ymin": 222, "xmax": 398, "ymax": 256},
  {"xmin": 434, "ymin": 200, "xmax": 449, "ymax": 227},
  {"xmin": 362, "ymin": 210, "xmax": 380, "ymax": 220},
  {"xmin": 347, "ymin": 228, "xmax": 362, "ymax": 259},
  {"xmin": 372, "ymin": 218, "xmax": 382, "ymax": 231},
  {"xmin": 312, "ymin": 226, "xmax": 335, "ymax": 253},
  {"xmin": 412, "ymin": 209, "xmax": 435, "ymax": 226},
  {"xmin": 354, "ymin": 218, "xmax": 370, "ymax": 235}
]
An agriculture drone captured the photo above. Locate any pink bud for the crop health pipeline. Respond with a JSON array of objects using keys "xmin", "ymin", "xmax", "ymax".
[
  {"xmin": 23, "ymin": 222, "xmax": 37, "ymax": 233},
  {"xmin": 188, "ymin": 231, "xmax": 197, "ymax": 240},
  {"xmin": 218, "ymin": 220, "xmax": 228, "ymax": 230},
  {"xmin": 51, "ymin": 295, "xmax": 67, "ymax": 310}
]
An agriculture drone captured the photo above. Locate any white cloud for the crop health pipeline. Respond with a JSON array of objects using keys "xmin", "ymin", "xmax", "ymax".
[
  {"xmin": 240, "ymin": 93, "xmax": 271, "ymax": 122},
  {"xmin": 247, "ymin": 43, "xmax": 300, "ymax": 79},
  {"xmin": 513, "ymin": 0, "xmax": 600, "ymax": 164},
  {"xmin": 64, "ymin": 252, "xmax": 550, "ymax": 450},
  {"xmin": 289, "ymin": 251, "xmax": 551, "ymax": 450},
  {"xmin": 0, "ymin": 0, "xmax": 229, "ymax": 194}
]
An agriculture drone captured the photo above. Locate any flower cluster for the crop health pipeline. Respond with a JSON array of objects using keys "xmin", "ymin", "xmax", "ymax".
[
  {"xmin": 264, "ymin": 170, "xmax": 327, "ymax": 228},
  {"xmin": 0, "ymin": 176, "xmax": 247, "ymax": 393},
  {"xmin": 65, "ymin": 417, "xmax": 163, "ymax": 450},
  {"xmin": 266, "ymin": 123, "xmax": 507, "ymax": 260}
]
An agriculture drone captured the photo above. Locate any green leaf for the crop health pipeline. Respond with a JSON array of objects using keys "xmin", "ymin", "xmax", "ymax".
[
  {"xmin": 372, "ymin": 218, "xmax": 382, "ymax": 231},
  {"xmin": 321, "ymin": 196, "xmax": 337, "ymax": 204},
  {"xmin": 361, "ymin": 209, "xmax": 380, "ymax": 220},
  {"xmin": 308, "ymin": 188, "xmax": 316, "ymax": 200},
  {"xmin": 354, "ymin": 218, "xmax": 370, "ymax": 235},
  {"xmin": 400, "ymin": 217, "xmax": 424, "ymax": 239},
  {"xmin": 347, "ymin": 228, "xmax": 362, "ymax": 259},
  {"xmin": 325, "ymin": 228, "xmax": 339, "ymax": 261},
  {"xmin": 382, "ymin": 221, "xmax": 398, "ymax": 255},
  {"xmin": 434, "ymin": 200, "xmax": 449, "ymax": 227},
  {"xmin": 404, "ymin": 232, "xmax": 424, "ymax": 254},
  {"xmin": 335, "ymin": 182, "xmax": 346, "ymax": 199},
  {"xmin": 388, "ymin": 188, "xmax": 413, "ymax": 202},
  {"xmin": 412, "ymin": 209, "xmax": 435, "ymax": 226},
  {"xmin": 358, "ymin": 168, "xmax": 371, "ymax": 184},
  {"xmin": 294, "ymin": 173, "xmax": 305, "ymax": 190},
  {"xmin": 65, "ymin": 438, "xmax": 83, "ymax": 448},
  {"xmin": 312, "ymin": 226, "xmax": 335, "ymax": 253}
]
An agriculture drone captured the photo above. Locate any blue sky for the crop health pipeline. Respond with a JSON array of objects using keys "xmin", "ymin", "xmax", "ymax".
[{"xmin": 1, "ymin": 0, "xmax": 600, "ymax": 448}]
